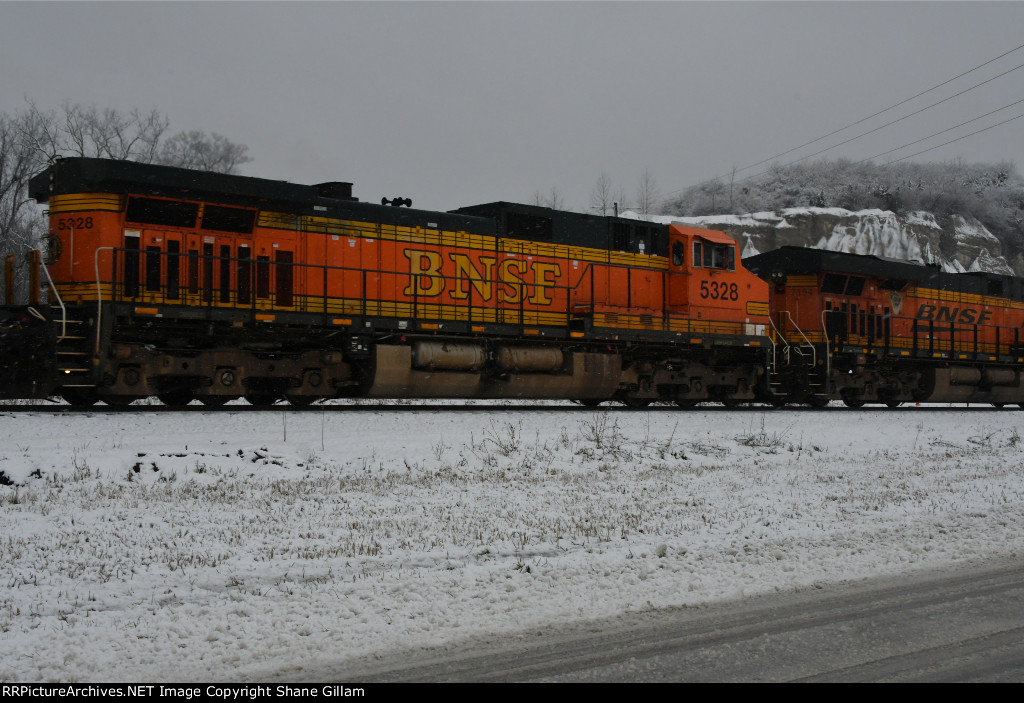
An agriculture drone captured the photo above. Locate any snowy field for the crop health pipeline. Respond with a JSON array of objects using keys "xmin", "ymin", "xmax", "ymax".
[{"xmin": 1, "ymin": 402, "xmax": 1023, "ymax": 682}]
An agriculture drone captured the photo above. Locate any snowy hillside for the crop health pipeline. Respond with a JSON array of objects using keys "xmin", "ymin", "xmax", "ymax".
[{"xmin": 637, "ymin": 208, "xmax": 1017, "ymax": 275}]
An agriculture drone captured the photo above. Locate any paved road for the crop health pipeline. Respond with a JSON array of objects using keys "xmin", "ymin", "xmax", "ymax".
[{"xmin": 303, "ymin": 559, "xmax": 1024, "ymax": 682}]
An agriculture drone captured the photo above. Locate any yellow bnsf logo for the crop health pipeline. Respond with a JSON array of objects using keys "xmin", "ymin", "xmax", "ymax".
[
  {"xmin": 403, "ymin": 248, "xmax": 562, "ymax": 305},
  {"xmin": 915, "ymin": 303, "xmax": 993, "ymax": 325}
]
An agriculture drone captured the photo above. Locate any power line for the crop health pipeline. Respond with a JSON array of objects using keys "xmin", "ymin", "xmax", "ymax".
[
  {"xmin": 661, "ymin": 42, "xmax": 1024, "ymax": 200},
  {"xmin": 854, "ymin": 98, "xmax": 1024, "ymax": 164},
  {"xmin": 721, "ymin": 42, "xmax": 1024, "ymax": 179},
  {"xmin": 880, "ymin": 112, "xmax": 1024, "ymax": 166},
  {"xmin": 653, "ymin": 110, "xmax": 1023, "ymax": 210},
  {"xmin": 749, "ymin": 61, "xmax": 1024, "ymax": 176}
]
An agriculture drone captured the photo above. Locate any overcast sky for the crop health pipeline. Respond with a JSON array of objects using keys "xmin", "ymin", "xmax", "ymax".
[{"xmin": 2, "ymin": 1, "xmax": 1023, "ymax": 213}]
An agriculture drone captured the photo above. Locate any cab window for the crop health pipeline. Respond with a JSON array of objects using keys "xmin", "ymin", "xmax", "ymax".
[
  {"xmin": 672, "ymin": 241, "xmax": 685, "ymax": 266},
  {"xmin": 697, "ymin": 240, "xmax": 736, "ymax": 271}
]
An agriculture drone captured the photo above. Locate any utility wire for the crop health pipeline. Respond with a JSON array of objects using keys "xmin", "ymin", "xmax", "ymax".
[
  {"xmin": 660, "ymin": 42, "xmax": 1024, "ymax": 201},
  {"xmin": 881, "ymin": 112, "xmax": 1024, "ymax": 166},
  {"xmin": 720, "ymin": 42, "xmax": 1024, "ymax": 180},
  {"xmin": 854, "ymin": 98, "xmax": 1024, "ymax": 164},
  {"xmin": 740, "ymin": 60, "xmax": 1024, "ymax": 180}
]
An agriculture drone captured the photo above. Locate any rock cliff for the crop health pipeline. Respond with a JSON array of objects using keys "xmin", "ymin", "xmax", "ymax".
[{"xmin": 647, "ymin": 208, "xmax": 1018, "ymax": 276}]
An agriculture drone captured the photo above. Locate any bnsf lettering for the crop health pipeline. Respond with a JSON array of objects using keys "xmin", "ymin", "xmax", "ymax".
[
  {"xmin": 403, "ymin": 248, "xmax": 562, "ymax": 305},
  {"xmin": 915, "ymin": 304, "xmax": 992, "ymax": 325}
]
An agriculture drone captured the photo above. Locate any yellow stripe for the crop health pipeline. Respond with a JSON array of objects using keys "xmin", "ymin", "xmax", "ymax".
[
  {"xmin": 906, "ymin": 285, "xmax": 1014, "ymax": 309},
  {"xmin": 51, "ymin": 282, "xmax": 116, "ymax": 302},
  {"xmin": 260, "ymin": 212, "xmax": 671, "ymax": 270},
  {"xmin": 49, "ymin": 285, "xmax": 777, "ymax": 339},
  {"xmin": 786, "ymin": 275, "xmax": 817, "ymax": 287},
  {"xmin": 745, "ymin": 301, "xmax": 769, "ymax": 315},
  {"xmin": 48, "ymin": 193, "xmax": 124, "ymax": 213}
]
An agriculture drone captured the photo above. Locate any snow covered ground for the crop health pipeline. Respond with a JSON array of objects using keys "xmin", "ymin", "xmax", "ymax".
[{"xmin": 2, "ymin": 401, "xmax": 1023, "ymax": 682}]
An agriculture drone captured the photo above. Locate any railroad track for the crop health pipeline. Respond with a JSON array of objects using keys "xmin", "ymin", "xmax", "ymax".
[{"xmin": 0, "ymin": 402, "xmax": 1015, "ymax": 413}]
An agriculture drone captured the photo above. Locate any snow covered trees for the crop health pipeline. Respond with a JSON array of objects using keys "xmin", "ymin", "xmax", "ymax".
[{"xmin": 662, "ymin": 158, "xmax": 1024, "ymax": 256}]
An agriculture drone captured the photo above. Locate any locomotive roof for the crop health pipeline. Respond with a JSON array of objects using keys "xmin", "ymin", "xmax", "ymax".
[
  {"xmin": 743, "ymin": 246, "xmax": 935, "ymax": 281},
  {"xmin": 29, "ymin": 157, "xmax": 356, "ymax": 207},
  {"xmin": 451, "ymin": 201, "xmax": 664, "ymax": 230},
  {"xmin": 744, "ymin": 246, "xmax": 1024, "ymax": 301},
  {"xmin": 29, "ymin": 157, "xmax": 495, "ymax": 235}
]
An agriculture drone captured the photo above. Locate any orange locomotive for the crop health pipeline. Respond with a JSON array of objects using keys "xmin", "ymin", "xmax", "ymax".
[
  {"xmin": 19, "ymin": 157, "xmax": 771, "ymax": 406},
  {"xmin": 745, "ymin": 247, "xmax": 1024, "ymax": 407}
]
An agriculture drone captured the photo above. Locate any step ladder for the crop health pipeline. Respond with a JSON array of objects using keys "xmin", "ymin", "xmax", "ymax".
[
  {"xmin": 54, "ymin": 316, "xmax": 96, "ymax": 390},
  {"xmin": 41, "ymin": 262, "xmax": 97, "ymax": 394},
  {"xmin": 767, "ymin": 311, "xmax": 829, "ymax": 404}
]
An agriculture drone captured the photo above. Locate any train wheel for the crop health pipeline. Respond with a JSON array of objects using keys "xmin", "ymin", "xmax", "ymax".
[
  {"xmin": 574, "ymin": 399, "xmax": 605, "ymax": 407},
  {"xmin": 61, "ymin": 388, "xmax": 98, "ymax": 406},
  {"xmin": 196, "ymin": 395, "xmax": 230, "ymax": 407},
  {"xmin": 245, "ymin": 393, "xmax": 279, "ymax": 407},
  {"xmin": 286, "ymin": 395, "xmax": 315, "ymax": 407},
  {"xmin": 884, "ymin": 400, "xmax": 903, "ymax": 408},
  {"xmin": 806, "ymin": 395, "xmax": 830, "ymax": 408},
  {"xmin": 675, "ymin": 399, "xmax": 698, "ymax": 409},
  {"xmin": 620, "ymin": 398, "xmax": 652, "ymax": 408},
  {"xmin": 721, "ymin": 398, "xmax": 742, "ymax": 409},
  {"xmin": 769, "ymin": 396, "xmax": 788, "ymax": 408},
  {"xmin": 157, "ymin": 389, "xmax": 193, "ymax": 406},
  {"xmin": 992, "ymin": 402, "xmax": 1005, "ymax": 409},
  {"xmin": 841, "ymin": 391, "xmax": 865, "ymax": 409},
  {"xmin": 103, "ymin": 395, "xmax": 136, "ymax": 407}
]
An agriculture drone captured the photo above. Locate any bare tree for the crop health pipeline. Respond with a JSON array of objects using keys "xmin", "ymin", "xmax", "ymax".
[
  {"xmin": 532, "ymin": 184, "xmax": 565, "ymax": 210},
  {"xmin": 590, "ymin": 172, "xmax": 615, "ymax": 216},
  {"xmin": 0, "ymin": 110, "xmax": 51, "ymax": 297},
  {"xmin": 635, "ymin": 169, "xmax": 659, "ymax": 218},
  {"xmin": 158, "ymin": 130, "xmax": 251, "ymax": 173},
  {"xmin": 19, "ymin": 100, "xmax": 170, "ymax": 164}
]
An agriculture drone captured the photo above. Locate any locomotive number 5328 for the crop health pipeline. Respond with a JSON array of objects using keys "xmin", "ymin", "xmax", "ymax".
[{"xmin": 700, "ymin": 280, "xmax": 738, "ymax": 300}]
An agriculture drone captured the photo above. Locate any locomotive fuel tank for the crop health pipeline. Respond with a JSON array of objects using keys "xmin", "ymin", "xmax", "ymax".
[{"xmin": 366, "ymin": 344, "xmax": 620, "ymax": 399}]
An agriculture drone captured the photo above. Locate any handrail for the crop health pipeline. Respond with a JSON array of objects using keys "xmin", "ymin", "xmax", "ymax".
[
  {"xmin": 39, "ymin": 257, "xmax": 68, "ymax": 341},
  {"xmin": 819, "ymin": 309, "xmax": 831, "ymax": 378},
  {"xmin": 783, "ymin": 310, "xmax": 817, "ymax": 368},
  {"xmin": 766, "ymin": 313, "xmax": 789, "ymax": 371},
  {"xmin": 764, "ymin": 328, "xmax": 778, "ymax": 375},
  {"xmin": 94, "ymin": 247, "xmax": 115, "ymax": 356},
  {"xmin": 767, "ymin": 310, "xmax": 817, "ymax": 372}
]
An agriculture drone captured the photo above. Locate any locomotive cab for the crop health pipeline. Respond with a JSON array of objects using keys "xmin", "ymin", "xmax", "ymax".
[
  {"xmin": 665, "ymin": 225, "xmax": 740, "ymax": 311},
  {"xmin": 666, "ymin": 225, "xmax": 769, "ymax": 331}
]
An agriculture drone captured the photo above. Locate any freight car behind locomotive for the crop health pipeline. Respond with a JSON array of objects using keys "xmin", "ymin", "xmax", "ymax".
[
  {"xmin": 745, "ymin": 247, "xmax": 1024, "ymax": 407},
  {"xmin": 17, "ymin": 157, "xmax": 772, "ymax": 406}
]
